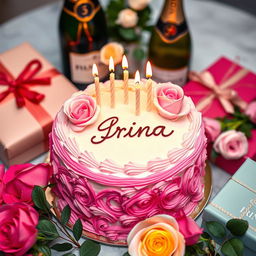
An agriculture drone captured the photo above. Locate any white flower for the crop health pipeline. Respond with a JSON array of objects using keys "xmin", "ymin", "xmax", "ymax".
[
  {"xmin": 100, "ymin": 42, "xmax": 124, "ymax": 65},
  {"xmin": 128, "ymin": 0, "xmax": 151, "ymax": 10},
  {"xmin": 116, "ymin": 8, "xmax": 138, "ymax": 28}
]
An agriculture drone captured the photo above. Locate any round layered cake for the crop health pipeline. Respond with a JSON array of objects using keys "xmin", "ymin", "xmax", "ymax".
[{"xmin": 50, "ymin": 79, "xmax": 207, "ymax": 241}]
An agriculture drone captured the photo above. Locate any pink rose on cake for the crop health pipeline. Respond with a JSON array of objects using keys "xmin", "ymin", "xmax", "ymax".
[
  {"xmin": 203, "ymin": 117, "xmax": 221, "ymax": 142},
  {"xmin": 2, "ymin": 163, "xmax": 52, "ymax": 205},
  {"xmin": 127, "ymin": 215, "xmax": 185, "ymax": 256},
  {"xmin": 213, "ymin": 130, "xmax": 248, "ymax": 160},
  {"xmin": 154, "ymin": 83, "xmax": 193, "ymax": 120},
  {"xmin": 245, "ymin": 101, "xmax": 256, "ymax": 124},
  {"xmin": 0, "ymin": 203, "xmax": 39, "ymax": 256},
  {"xmin": 63, "ymin": 92, "xmax": 100, "ymax": 132}
]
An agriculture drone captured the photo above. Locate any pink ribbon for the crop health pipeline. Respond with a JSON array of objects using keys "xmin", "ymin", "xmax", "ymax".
[{"xmin": 189, "ymin": 69, "xmax": 249, "ymax": 114}]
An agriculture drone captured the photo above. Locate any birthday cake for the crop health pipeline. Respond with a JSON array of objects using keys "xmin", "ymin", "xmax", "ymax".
[{"xmin": 50, "ymin": 78, "xmax": 207, "ymax": 241}]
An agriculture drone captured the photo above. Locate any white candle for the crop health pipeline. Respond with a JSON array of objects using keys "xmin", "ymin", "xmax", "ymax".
[
  {"xmin": 109, "ymin": 56, "xmax": 115, "ymax": 108},
  {"xmin": 122, "ymin": 55, "xmax": 129, "ymax": 104},
  {"xmin": 146, "ymin": 61, "xmax": 153, "ymax": 111},
  {"xmin": 92, "ymin": 64, "xmax": 101, "ymax": 106},
  {"xmin": 135, "ymin": 70, "xmax": 141, "ymax": 116}
]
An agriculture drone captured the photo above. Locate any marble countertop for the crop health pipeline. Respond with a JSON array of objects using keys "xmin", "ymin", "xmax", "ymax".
[{"xmin": 0, "ymin": 0, "xmax": 256, "ymax": 255}]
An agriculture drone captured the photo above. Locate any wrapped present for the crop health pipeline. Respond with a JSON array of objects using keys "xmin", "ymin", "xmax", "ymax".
[
  {"xmin": 203, "ymin": 158, "xmax": 256, "ymax": 256},
  {"xmin": 184, "ymin": 57, "xmax": 256, "ymax": 174},
  {"xmin": 0, "ymin": 43, "xmax": 77, "ymax": 166}
]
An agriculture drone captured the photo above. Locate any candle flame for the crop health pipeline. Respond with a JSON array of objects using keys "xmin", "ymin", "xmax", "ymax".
[
  {"xmin": 146, "ymin": 61, "xmax": 152, "ymax": 78},
  {"xmin": 135, "ymin": 70, "xmax": 140, "ymax": 84},
  {"xmin": 92, "ymin": 64, "xmax": 98, "ymax": 76},
  {"xmin": 122, "ymin": 55, "xmax": 128, "ymax": 69},
  {"xmin": 109, "ymin": 56, "xmax": 114, "ymax": 72}
]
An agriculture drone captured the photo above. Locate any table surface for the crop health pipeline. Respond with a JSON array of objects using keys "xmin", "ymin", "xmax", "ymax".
[{"xmin": 1, "ymin": 0, "xmax": 256, "ymax": 255}]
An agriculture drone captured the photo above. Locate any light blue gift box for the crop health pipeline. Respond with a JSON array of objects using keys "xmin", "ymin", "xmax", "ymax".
[{"xmin": 203, "ymin": 158, "xmax": 256, "ymax": 255}]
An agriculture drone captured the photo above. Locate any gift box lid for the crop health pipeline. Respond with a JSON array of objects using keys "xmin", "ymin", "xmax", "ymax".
[
  {"xmin": 0, "ymin": 43, "xmax": 77, "ymax": 165},
  {"xmin": 203, "ymin": 158, "xmax": 256, "ymax": 252}
]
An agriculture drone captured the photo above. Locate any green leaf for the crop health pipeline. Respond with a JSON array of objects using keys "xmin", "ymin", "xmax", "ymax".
[
  {"xmin": 137, "ymin": 6, "xmax": 151, "ymax": 27},
  {"xmin": 132, "ymin": 47, "xmax": 145, "ymax": 61},
  {"xmin": 201, "ymin": 232, "xmax": 212, "ymax": 240},
  {"xmin": 226, "ymin": 219, "xmax": 249, "ymax": 236},
  {"xmin": 206, "ymin": 221, "xmax": 226, "ymax": 238},
  {"xmin": 61, "ymin": 205, "xmax": 71, "ymax": 225},
  {"xmin": 210, "ymin": 149, "xmax": 219, "ymax": 161},
  {"xmin": 79, "ymin": 240, "xmax": 101, "ymax": 256},
  {"xmin": 221, "ymin": 238, "xmax": 244, "ymax": 256},
  {"xmin": 37, "ymin": 219, "xmax": 59, "ymax": 239},
  {"xmin": 38, "ymin": 245, "xmax": 51, "ymax": 256},
  {"xmin": 51, "ymin": 243, "xmax": 73, "ymax": 251},
  {"xmin": 122, "ymin": 252, "xmax": 131, "ymax": 256},
  {"xmin": 32, "ymin": 185, "xmax": 51, "ymax": 212},
  {"xmin": 63, "ymin": 254, "xmax": 76, "ymax": 256},
  {"xmin": 73, "ymin": 219, "xmax": 83, "ymax": 241},
  {"xmin": 118, "ymin": 27, "xmax": 139, "ymax": 41}
]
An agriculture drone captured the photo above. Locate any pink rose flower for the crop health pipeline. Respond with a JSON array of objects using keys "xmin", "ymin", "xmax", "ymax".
[
  {"xmin": 213, "ymin": 130, "xmax": 248, "ymax": 160},
  {"xmin": 0, "ymin": 203, "xmax": 39, "ymax": 256},
  {"xmin": 154, "ymin": 83, "xmax": 193, "ymax": 120},
  {"xmin": 2, "ymin": 163, "xmax": 52, "ymax": 205},
  {"xmin": 245, "ymin": 101, "xmax": 256, "ymax": 124},
  {"xmin": 0, "ymin": 165, "xmax": 4, "ymax": 205},
  {"xmin": 64, "ymin": 92, "xmax": 100, "ymax": 132},
  {"xmin": 127, "ymin": 214, "xmax": 185, "ymax": 256},
  {"xmin": 203, "ymin": 117, "xmax": 221, "ymax": 142},
  {"xmin": 176, "ymin": 210, "xmax": 203, "ymax": 245}
]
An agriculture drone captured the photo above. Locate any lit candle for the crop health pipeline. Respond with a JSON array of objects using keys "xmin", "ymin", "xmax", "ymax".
[
  {"xmin": 122, "ymin": 55, "xmax": 129, "ymax": 104},
  {"xmin": 92, "ymin": 64, "xmax": 101, "ymax": 106},
  {"xmin": 135, "ymin": 70, "xmax": 141, "ymax": 116},
  {"xmin": 109, "ymin": 56, "xmax": 115, "ymax": 108},
  {"xmin": 146, "ymin": 61, "xmax": 153, "ymax": 111}
]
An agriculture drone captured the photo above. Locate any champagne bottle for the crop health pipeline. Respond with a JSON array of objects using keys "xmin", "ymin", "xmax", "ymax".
[
  {"xmin": 59, "ymin": 0, "xmax": 108, "ymax": 89},
  {"xmin": 148, "ymin": 0, "xmax": 191, "ymax": 86}
]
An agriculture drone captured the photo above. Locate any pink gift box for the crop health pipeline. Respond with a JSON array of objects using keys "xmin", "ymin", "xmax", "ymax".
[
  {"xmin": 0, "ymin": 43, "xmax": 77, "ymax": 166},
  {"xmin": 184, "ymin": 57, "xmax": 256, "ymax": 174}
]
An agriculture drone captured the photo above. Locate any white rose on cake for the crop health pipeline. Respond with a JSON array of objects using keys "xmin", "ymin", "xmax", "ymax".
[
  {"xmin": 128, "ymin": 0, "xmax": 151, "ymax": 10},
  {"xmin": 116, "ymin": 8, "xmax": 138, "ymax": 28}
]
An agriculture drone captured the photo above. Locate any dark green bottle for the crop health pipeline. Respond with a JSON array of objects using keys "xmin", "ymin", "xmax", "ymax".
[
  {"xmin": 148, "ymin": 0, "xmax": 191, "ymax": 86},
  {"xmin": 59, "ymin": 0, "xmax": 108, "ymax": 89}
]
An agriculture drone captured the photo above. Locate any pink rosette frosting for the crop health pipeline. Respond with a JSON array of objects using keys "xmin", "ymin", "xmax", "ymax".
[
  {"xmin": 154, "ymin": 83, "xmax": 192, "ymax": 120},
  {"xmin": 213, "ymin": 130, "xmax": 248, "ymax": 160},
  {"xmin": 203, "ymin": 117, "xmax": 221, "ymax": 142},
  {"xmin": 96, "ymin": 190, "xmax": 124, "ymax": 219},
  {"xmin": 0, "ymin": 203, "xmax": 39, "ymax": 256},
  {"xmin": 245, "ymin": 101, "xmax": 256, "ymax": 124},
  {"xmin": 122, "ymin": 189, "xmax": 159, "ymax": 218},
  {"xmin": 63, "ymin": 92, "xmax": 100, "ymax": 132},
  {"xmin": 53, "ymin": 166, "xmax": 96, "ymax": 218}
]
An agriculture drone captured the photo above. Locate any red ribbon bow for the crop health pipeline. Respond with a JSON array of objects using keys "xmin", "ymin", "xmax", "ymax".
[{"xmin": 0, "ymin": 59, "xmax": 52, "ymax": 108}]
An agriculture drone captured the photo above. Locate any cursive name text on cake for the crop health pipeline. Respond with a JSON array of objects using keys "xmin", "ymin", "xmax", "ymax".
[{"xmin": 91, "ymin": 116, "xmax": 174, "ymax": 144}]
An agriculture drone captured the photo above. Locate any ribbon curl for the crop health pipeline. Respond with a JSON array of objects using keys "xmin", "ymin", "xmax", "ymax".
[
  {"xmin": 189, "ymin": 69, "xmax": 248, "ymax": 114},
  {"xmin": 0, "ymin": 59, "xmax": 52, "ymax": 108}
]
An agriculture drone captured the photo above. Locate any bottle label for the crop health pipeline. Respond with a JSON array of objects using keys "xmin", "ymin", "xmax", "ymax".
[
  {"xmin": 151, "ymin": 64, "xmax": 188, "ymax": 86},
  {"xmin": 64, "ymin": 0, "xmax": 100, "ymax": 23},
  {"xmin": 157, "ymin": 0, "xmax": 187, "ymax": 43},
  {"xmin": 69, "ymin": 51, "xmax": 108, "ymax": 84}
]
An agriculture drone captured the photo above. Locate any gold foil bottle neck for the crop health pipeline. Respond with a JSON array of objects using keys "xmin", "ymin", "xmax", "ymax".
[{"xmin": 161, "ymin": 0, "xmax": 184, "ymax": 24}]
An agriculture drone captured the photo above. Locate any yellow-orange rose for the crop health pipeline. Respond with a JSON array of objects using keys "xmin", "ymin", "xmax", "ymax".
[
  {"xmin": 127, "ymin": 215, "xmax": 185, "ymax": 256},
  {"xmin": 100, "ymin": 42, "xmax": 124, "ymax": 65}
]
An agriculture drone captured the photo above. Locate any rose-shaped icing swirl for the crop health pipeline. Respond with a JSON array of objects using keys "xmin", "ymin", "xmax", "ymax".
[
  {"xmin": 63, "ymin": 92, "xmax": 100, "ymax": 132},
  {"xmin": 154, "ymin": 83, "xmax": 192, "ymax": 120},
  {"xmin": 213, "ymin": 130, "xmax": 248, "ymax": 160},
  {"xmin": 122, "ymin": 189, "xmax": 158, "ymax": 218},
  {"xmin": 127, "ymin": 214, "xmax": 185, "ymax": 256}
]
